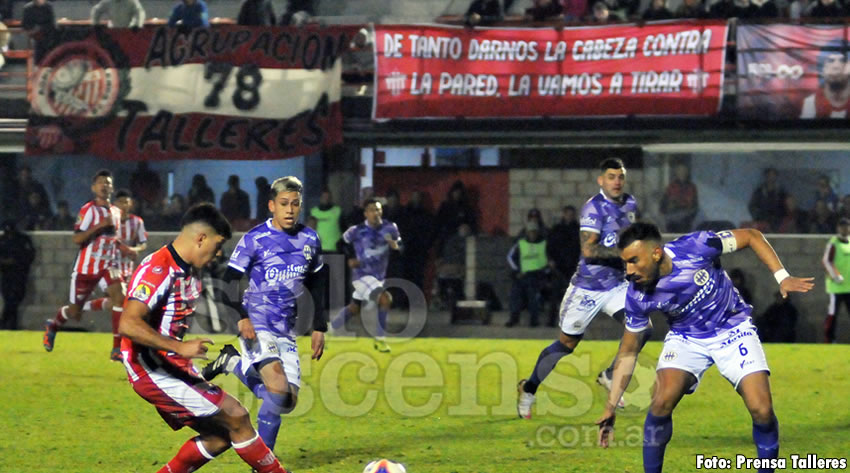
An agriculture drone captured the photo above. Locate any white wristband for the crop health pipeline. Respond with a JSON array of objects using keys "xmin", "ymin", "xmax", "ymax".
[{"xmin": 774, "ymin": 269, "xmax": 790, "ymax": 285}]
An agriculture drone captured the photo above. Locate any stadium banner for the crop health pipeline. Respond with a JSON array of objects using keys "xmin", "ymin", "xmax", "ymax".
[
  {"xmin": 373, "ymin": 21, "xmax": 728, "ymax": 120},
  {"xmin": 26, "ymin": 26, "xmax": 353, "ymax": 160},
  {"xmin": 737, "ymin": 24, "xmax": 850, "ymax": 120}
]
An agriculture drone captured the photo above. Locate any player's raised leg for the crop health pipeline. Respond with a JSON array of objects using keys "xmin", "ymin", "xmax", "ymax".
[{"xmin": 643, "ymin": 368, "xmax": 693, "ymax": 473}]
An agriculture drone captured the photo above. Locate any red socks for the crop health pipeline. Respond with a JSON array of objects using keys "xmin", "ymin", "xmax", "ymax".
[
  {"xmin": 84, "ymin": 297, "xmax": 110, "ymax": 312},
  {"xmin": 233, "ymin": 433, "xmax": 287, "ymax": 473},
  {"xmin": 157, "ymin": 437, "xmax": 214, "ymax": 473}
]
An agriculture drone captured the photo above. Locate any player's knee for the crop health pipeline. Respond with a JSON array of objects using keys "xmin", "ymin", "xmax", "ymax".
[
  {"xmin": 649, "ymin": 398, "xmax": 676, "ymax": 417},
  {"xmin": 558, "ymin": 332, "xmax": 581, "ymax": 350},
  {"xmin": 68, "ymin": 305, "xmax": 82, "ymax": 321},
  {"xmin": 748, "ymin": 405, "xmax": 774, "ymax": 424}
]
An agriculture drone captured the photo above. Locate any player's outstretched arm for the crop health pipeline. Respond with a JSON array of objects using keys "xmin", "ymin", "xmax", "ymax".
[
  {"xmin": 119, "ymin": 299, "xmax": 212, "ymax": 359},
  {"xmin": 727, "ymin": 229, "xmax": 814, "ymax": 298},
  {"xmin": 596, "ymin": 327, "xmax": 647, "ymax": 448}
]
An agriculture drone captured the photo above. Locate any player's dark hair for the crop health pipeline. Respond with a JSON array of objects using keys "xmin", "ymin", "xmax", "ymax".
[
  {"xmin": 115, "ymin": 189, "xmax": 132, "ymax": 200},
  {"xmin": 181, "ymin": 203, "xmax": 232, "ymax": 240},
  {"xmin": 92, "ymin": 169, "xmax": 112, "ymax": 183},
  {"xmin": 363, "ymin": 197, "xmax": 381, "ymax": 209},
  {"xmin": 618, "ymin": 222, "xmax": 662, "ymax": 250},
  {"xmin": 599, "ymin": 158, "xmax": 625, "ymax": 173}
]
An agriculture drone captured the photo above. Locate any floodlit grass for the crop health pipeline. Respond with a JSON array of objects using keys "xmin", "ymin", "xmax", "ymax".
[{"xmin": 0, "ymin": 331, "xmax": 847, "ymax": 472}]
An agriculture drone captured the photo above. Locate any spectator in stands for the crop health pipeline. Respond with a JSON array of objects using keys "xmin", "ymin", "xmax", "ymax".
[
  {"xmin": 310, "ymin": 189, "xmax": 343, "ymax": 254},
  {"xmin": 160, "ymin": 193, "xmax": 186, "ymax": 230},
  {"xmin": 187, "ymin": 174, "xmax": 215, "ymax": 207},
  {"xmin": 16, "ymin": 165, "xmax": 50, "ymax": 220},
  {"xmin": 0, "ymin": 219, "xmax": 35, "ymax": 330},
  {"xmin": 382, "ymin": 188, "xmax": 403, "ymax": 223},
  {"xmin": 777, "ymin": 194, "xmax": 809, "ymax": 233},
  {"xmin": 642, "ymin": 0, "xmax": 674, "ymax": 19},
  {"xmin": 588, "ymin": 1, "xmax": 618, "ymax": 22},
  {"xmin": 749, "ymin": 0, "xmax": 779, "ymax": 17},
  {"xmin": 838, "ymin": 194, "xmax": 850, "ymax": 221},
  {"xmin": 91, "ymin": 0, "xmax": 146, "ymax": 28},
  {"xmin": 281, "ymin": 0, "xmax": 314, "ymax": 25},
  {"xmin": 21, "ymin": 191, "xmax": 52, "ymax": 230},
  {"xmin": 168, "ymin": 0, "xmax": 210, "ymax": 28},
  {"xmin": 506, "ymin": 220, "xmax": 548, "ymax": 327},
  {"xmin": 811, "ymin": 199, "xmax": 837, "ymax": 233},
  {"xmin": 436, "ymin": 223, "xmax": 470, "ymax": 313},
  {"xmin": 22, "ymin": 0, "xmax": 55, "ymax": 39},
  {"xmin": 129, "ymin": 162, "xmax": 162, "ymax": 216},
  {"xmin": 602, "ymin": 0, "xmax": 640, "ymax": 19},
  {"xmin": 48, "ymin": 200, "xmax": 75, "ymax": 230},
  {"xmin": 813, "ymin": 175, "xmax": 839, "ymax": 211},
  {"xmin": 546, "ymin": 205, "xmax": 580, "ymax": 327},
  {"xmin": 465, "ymin": 0, "xmax": 503, "ymax": 26},
  {"xmin": 748, "ymin": 167, "xmax": 787, "ymax": 232},
  {"xmin": 219, "ymin": 174, "xmax": 250, "ymax": 225},
  {"xmin": 525, "ymin": 0, "xmax": 564, "ymax": 20},
  {"xmin": 729, "ymin": 268, "xmax": 753, "ymax": 306},
  {"xmin": 805, "ymin": 0, "xmax": 846, "ymax": 16},
  {"xmin": 756, "ymin": 292, "xmax": 799, "ymax": 343},
  {"xmin": 800, "ymin": 39, "xmax": 850, "ymax": 119},
  {"xmin": 398, "ymin": 190, "xmax": 434, "ymax": 297},
  {"xmin": 254, "ymin": 177, "xmax": 270, "ymax": 221},
  {"xmin": 560, "ymin": 0, "xmax": 589, "ymax": 19},
  {"xmin": 789, "ymin": 0, "xmax": 809, "ymax": 18},
  {"xmin": 435, "ymin": 180, "xmax": 477, "ymax": 253},
  {"xmin": 676, "ymin": 0, "xmax": 707, "ymax": 17},
  {"xmin": 237, "ymin": 0, "xmax": 275, "ymax": 25},
  {"xmin": 660, "ymin": 162, "xmax": 699, "ymax": 233}
]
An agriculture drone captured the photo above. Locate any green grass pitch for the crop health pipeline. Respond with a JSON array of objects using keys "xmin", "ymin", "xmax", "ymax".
[{"xmin": 1, "ymin": 331, "xmax": 848, "ymax": 472}]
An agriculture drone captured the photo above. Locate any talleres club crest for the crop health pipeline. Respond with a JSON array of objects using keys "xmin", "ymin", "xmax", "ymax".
[{"xmin": 32, "ymin": 40, "xmax": 121, "ymax": 118}]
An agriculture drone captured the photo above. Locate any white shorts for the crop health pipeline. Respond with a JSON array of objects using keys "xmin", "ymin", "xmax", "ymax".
[
  {"xmin": 352, "ymin": 275, "xmax": 384, "ymax": 302},
  {"xmin": 238, "ymin": 331, "xmax": 301, "ymax": 388},
  {"xmin": 558, "ymin": 282, "xmax": 629, "ymax": 335},
  {"xmin": 656, "ymin": 319, "xmax": 769, "ymax": 394}
]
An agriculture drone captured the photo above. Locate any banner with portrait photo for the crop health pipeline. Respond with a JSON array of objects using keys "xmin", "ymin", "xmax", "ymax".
[
  {"xmin": 26, "ymin": 26, "xmax": 353, "ymax": 160},
  {"xmin": 737, "ymin": 24, "xmax": 850, "ymax": 120},
  {"xmin": 373, "ymin": 22, "xmax": 729, "ymax": 119}
]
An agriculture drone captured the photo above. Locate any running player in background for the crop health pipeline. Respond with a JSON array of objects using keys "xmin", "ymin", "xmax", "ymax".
[
  {"xmin": 119, "ymin": 203, "xmax": 290, "ymax": 473},
  {"xmin": 43, "ymin": 169, "xmax": 126, "ymax": 360},
  {"xmin": 596, "ymin": 223, "xmax": 813, "ymax": 473},
  {"xmin": 518, "ymin": 158, "xmax": 651, "ymax": 419},
  {"xmin": 201, "ymin": 176, "xmax": 327, "ymax": 454},
  {"xmin": 79, "ymin": 189, "xmax": 149, "ymax": 349},
  {"xmin": 329, "ymin": 197, "xmax": 401, "ymax": 353}
]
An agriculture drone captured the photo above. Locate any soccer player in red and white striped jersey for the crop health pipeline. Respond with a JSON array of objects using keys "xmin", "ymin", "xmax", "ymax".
[
  {"xmin": 43, "ymin": 169, "xmax": 127, "ymax": 360},
  {"xmin": 114, "ymin": 189, "xmax": 148, "ymax": 280},
  {"xmin": 119, "ymin": 203, "xmax": 289, "ymax": 473}
]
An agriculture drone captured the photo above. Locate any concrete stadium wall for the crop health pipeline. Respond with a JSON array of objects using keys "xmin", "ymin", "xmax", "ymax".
[{"xmin": 9, "ymin": 231, "xmax": 845, "ymax": 343}]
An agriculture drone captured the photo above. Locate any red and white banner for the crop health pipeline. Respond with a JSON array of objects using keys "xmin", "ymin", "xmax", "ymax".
[
  {"xmin": 26, "ymin": 26, "xmax": 352, "ymax": 160},
  {"xmin": 374, "ymin": 22, "xmax": 728, "ymax": 119}
]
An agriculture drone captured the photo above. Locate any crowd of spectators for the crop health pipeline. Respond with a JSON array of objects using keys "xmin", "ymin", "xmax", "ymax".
[{"xmin": 464, "ymin": 0, "xmax": 850, "ymax": 24}]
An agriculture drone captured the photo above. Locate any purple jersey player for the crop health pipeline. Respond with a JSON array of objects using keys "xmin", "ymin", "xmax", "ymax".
[
  {"xmin": 330, "ymin": 197, "xmax": 401, "ymax": 353},
  {"xmin": 202, "ymin": 176, "xmax": 329, "ymax": 454},
  {"xmin": 518, "ymin": 158, "xmax": 651, "ymax": 419},
  {"xmin": 596, "ymin": 223, "xmax": 813, "ymax": 473}
]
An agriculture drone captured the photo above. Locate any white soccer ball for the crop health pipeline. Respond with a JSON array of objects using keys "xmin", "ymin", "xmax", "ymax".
[{"xmin": 363, "ymin": 459, "xmax": 406, "ymax": 473}]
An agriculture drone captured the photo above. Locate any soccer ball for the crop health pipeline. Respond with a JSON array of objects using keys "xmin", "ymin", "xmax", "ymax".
[{"xmin": 363, "ymin": 459, "xmax": 406, "ymax": 473}]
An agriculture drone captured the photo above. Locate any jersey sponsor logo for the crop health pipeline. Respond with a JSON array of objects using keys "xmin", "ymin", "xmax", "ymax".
[
  {"xmin": 693, "ymin": 269, "xmax": 710, "ymax": 286},
  {"xmin": 303, "ymin": 245, "xmax": 313, "ymax": 261},
  {"xmin": 603, "ymin": 233, "xmax": 618, "ymax": 247},
  {"xmin": 364, "ymin": 246, "xmax": 388, "ymax": 258},
  {"xmin": 580, "ymin": 216, "xmax": 598, "ymax": 227},
  {"xmin": 662, "ymin": 351, "xmax": 677, "ymax": 361},
  {"xmin": 132, "ymin": 282, "xmax": 153, "ymax": 300},
  {"xmin": 264, "ymin": 264, "xmax": 308, "ymax": 283},
  {"xmin": 151, "ymin": 266, "xmax": 164, "ymax": 274}
]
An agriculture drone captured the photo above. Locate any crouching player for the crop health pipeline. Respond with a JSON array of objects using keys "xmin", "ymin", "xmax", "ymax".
[
  {"xmin": 596, "ymin": 223, "xmax": 813, "ymax": 473},
  {"xmin": 119, "ymin": 203, "xmax": 291, "ymax": 473}
]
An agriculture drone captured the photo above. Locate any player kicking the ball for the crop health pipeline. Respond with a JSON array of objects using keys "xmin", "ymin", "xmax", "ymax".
[
  {"xmin": 119, "ymin": 203, "xmax": 291, "ymax": 473},
  {"xmin": 596, "ymin": 223, "xmax": 813, "ymax": 473}
]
